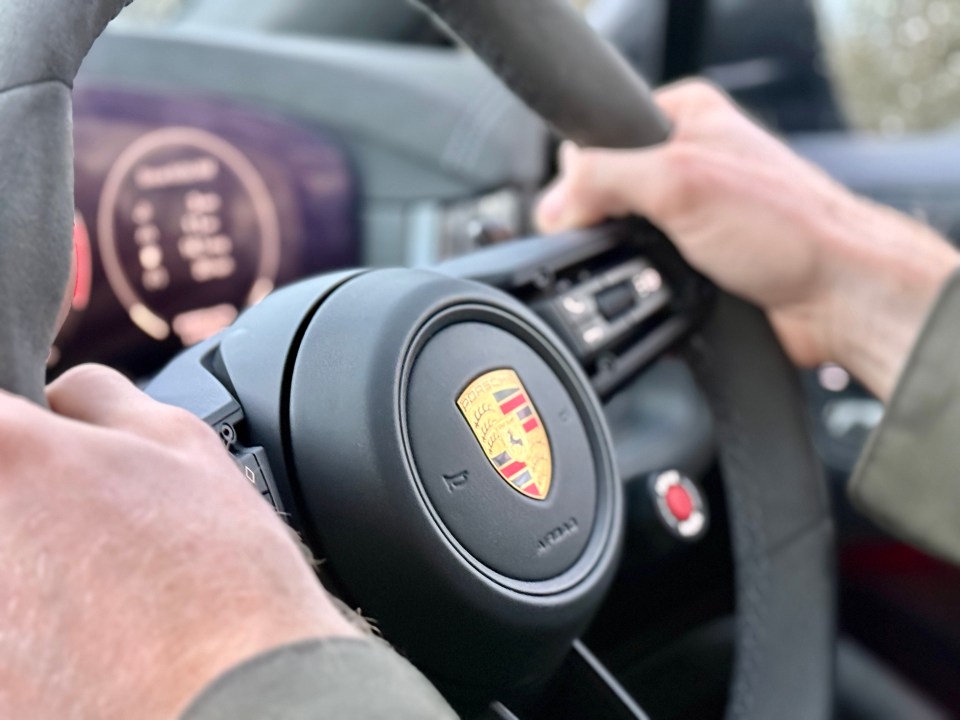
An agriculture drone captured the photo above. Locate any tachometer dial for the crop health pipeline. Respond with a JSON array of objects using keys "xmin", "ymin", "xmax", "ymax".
[{"xmin": 97, "ymin": 127, "xmax": 281, "ymax": 345}]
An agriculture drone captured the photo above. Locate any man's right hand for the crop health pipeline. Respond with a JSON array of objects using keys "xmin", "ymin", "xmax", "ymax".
[{"xmin": 536, "ymin": 80, "xmax": 960, "ymax": 401}]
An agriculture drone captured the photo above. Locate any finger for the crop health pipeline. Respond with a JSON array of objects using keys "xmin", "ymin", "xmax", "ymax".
[
  {"xmin": 535, "ymin": 141, "xmax": 582, "ymax": 231},
  {"xmin": 654, "ymin": 78, "xmax": 730, "ymax": 118},
  {"xmin": 47, "ymin": 365, "xmax": 212, "ymax": 443},
  {"xmin": 49, "ymin": 364, "xmax": 220, "ymax": 449},
  {"xmin": 0, "ymin": 388, "xmax": 58, "ymax": 449},
  {"xmin": 0, "ymin": 390, "xmax": 107, "ymax": 482},
  {"xmin": 48, "ymin": 364, "xmax": 139, "ymax": 420},
  {"xmin": 535, "ymin": 77, "xmax": 737, "ymax": 233},
  {"xmin": 535, "ymin": 143, "xmax": 672, "ymax": 234}
]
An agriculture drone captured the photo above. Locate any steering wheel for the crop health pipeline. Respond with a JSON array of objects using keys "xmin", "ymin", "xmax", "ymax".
[
  {"xmin": 1, "ymin": 0, "xmax": 834, "ymax": 717},
  {"xmin": 181, "ymin": 0, "xmax": 443, "ymax": 43}
]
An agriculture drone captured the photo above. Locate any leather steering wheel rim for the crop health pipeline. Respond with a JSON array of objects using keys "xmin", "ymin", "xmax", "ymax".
[
  {"xmin": 0, "ymin": 1, "xmax": 835, "ymax": 717},
  {"xmin": 0, "ymin": 0, "xmax": 131, "ymax": 403}
]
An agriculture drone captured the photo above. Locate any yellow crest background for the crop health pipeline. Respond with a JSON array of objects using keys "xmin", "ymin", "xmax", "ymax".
[{"xmin": 457, "ymin": 369, "xmax": 552, "ymax": 500}]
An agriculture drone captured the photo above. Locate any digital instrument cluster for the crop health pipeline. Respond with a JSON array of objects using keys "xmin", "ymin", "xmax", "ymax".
[{"xmin": 59, "ymin": 88, "xmax": 358, "ymax": 376}]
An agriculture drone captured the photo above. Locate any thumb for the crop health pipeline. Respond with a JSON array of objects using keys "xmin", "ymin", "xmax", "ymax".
[{"xmin": 535, "ymin": 141, "xmax": 671, "ymax": 234}]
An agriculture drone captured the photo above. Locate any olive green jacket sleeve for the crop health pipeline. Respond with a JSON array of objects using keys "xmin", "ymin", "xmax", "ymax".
[
  {"xmin": 180, "ymin": 638, "xmax": 458, "ymax": 719},
  {"xmin": 850, "ymin": 269, "xmax": 960, "ymax": 565}
]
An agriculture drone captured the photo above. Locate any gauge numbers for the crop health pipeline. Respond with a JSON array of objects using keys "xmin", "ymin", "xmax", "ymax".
[{"xmin": 97, "ymin": 127, "xmax": 281, "ymax": 344}]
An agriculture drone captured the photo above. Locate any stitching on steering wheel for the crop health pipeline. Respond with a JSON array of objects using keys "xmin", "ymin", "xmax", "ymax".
[{"xmin": 686, "ymin": 333, "xmax": 771, "ymax": 720}]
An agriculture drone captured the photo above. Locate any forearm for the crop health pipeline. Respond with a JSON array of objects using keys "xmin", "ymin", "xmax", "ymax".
[
  {"xmin": 818, "ymin": 197, "xmax": 960, "ymax": 401},
  {"xmin": 535, "ymin": 83, "xmax": 960, "ymax": 403}
]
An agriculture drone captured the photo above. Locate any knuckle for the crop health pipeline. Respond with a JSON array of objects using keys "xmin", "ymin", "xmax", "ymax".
[
  {"xmin": 0, "ymin": 397, "xmax": 47, "ymax": 457},
  {"xmin": 564, "ymin": 152, "xmax": 607, "ymax": 211},
  {"xmin": 0, "ymin": 394, "xmax": 38, "ymax": 428},
  {"xmin": 158, "ymin": 404, "xmax": 211, "ymax": 438},
  {"xmin": 56, "ymin": 363, "xmax": 118, "ymax": 387}
]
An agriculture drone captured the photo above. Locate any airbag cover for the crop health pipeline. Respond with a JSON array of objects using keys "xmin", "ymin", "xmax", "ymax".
[{"xmin": 407, "ymin": 322, "xmax": 596, "ymax": 581}]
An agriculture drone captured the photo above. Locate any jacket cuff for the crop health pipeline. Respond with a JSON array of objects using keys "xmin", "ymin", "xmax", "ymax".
[
  {"xmin": 180, "ymin": 637, "xmax": 457, "ymax": 719},
  {"xmin": 849, "ymin": 268, "xmax": 960, "ymax": 564}
]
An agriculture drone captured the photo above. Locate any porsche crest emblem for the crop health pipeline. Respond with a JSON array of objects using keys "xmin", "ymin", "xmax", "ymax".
[{"xmin": 457, "ymin": 369, "xmax": 553, "ymax": 501}]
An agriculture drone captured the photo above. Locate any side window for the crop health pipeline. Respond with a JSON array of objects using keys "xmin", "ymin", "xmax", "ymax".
[
  {"xmin": 817, "ymin": 0, "xmax": 960, "ymax": 137},
  {"xmin": 699, "ymin": 0, "xmax": 843, "ymax": 133}
]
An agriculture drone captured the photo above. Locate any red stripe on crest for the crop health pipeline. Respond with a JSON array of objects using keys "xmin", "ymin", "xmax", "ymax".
[
  {"xmin": 501, "ymin": 461, "xmax": 527, "ymax": 478},
  {"xmin": 499, "ymin": 394, "xmax": 528, "ymax": 414},
  {"xmin": 522, "ymin": 418, "xmax": 539, "ymax": 433}
]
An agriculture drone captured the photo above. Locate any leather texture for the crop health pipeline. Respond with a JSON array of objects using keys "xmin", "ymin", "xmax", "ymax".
[
  {"xmin": 184, "ymin": 0, "xmax": 435, "ymax": 42},
  {"xmin": 684, "ymin": 295, "xmax": 835, "ymax": 720},
  {"xmin": 415, "ymin": 0, "xmax": 672, "ymax": 149},
  {"xmin": 0, "ymin": 0, "xmax": 129, "ymax": 403}
]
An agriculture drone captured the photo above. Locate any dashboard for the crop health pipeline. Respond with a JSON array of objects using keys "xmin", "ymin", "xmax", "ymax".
[{"xmin": 62, "ymin": 25, "xmax": 547, "ymax": 379}]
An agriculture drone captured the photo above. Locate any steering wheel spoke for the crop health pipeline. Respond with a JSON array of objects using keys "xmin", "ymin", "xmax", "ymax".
[{"xmin": 524, "ymin": 640, "xmax": 651, "ymax": 720}]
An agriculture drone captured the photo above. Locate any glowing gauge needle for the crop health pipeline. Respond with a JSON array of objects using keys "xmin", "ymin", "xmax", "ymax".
[
  {"xmin": 71, "ymin": 212, "xmax": 93, "ymax": 311},
  {"xmin": 55, "ymin": 211, "xmax": 93, "ymax": 329},
  {"xmin": 50, "ymin": 212, "xmax": 95, "ymax": 367}
]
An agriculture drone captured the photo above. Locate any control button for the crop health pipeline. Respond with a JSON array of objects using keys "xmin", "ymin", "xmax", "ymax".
[
  {"xmin": 651, "ymin": 470, "xmax": 708, "ymax": 541},
  {"xmin": 466, "ymin": 218, "xmax": 514, "ymax": 248},
  {"xmin": 582, "ymin": 323, "xmax": 607, "ymax": 347},
  {"xmin": 823, "ymin": 399, "xmax": 883, "ymax": 439},
  {"xmin": 545, "ymin": 259, "xmax": 672, "ymax": 359},
  {"xmin": 633, "ymin": 268, "xmax": 663, "ymax": 297},
  {"xmin": 232, "ymin": 446, "xmax": 282, "ymax": 513},
  {"xmin": 665, "ymin": 485, "xmax": 694, "ymax": 522},
  {"xmin": 596, "ymin": 281, "xmax": 637, "ymax": 322},
  {"xmin": 262, "ymin": 490, "xmax": 279, "ymax": 511},
  {"xmin": 561, "ymin": 294, "xmax": 592, "ymax": 318},
  {"xmin": 234, "ymin": 451, "xmax": 270, "ymax": 494},
  {"xmin": 817, "ymin": 363, "xmax": 851, "ymax": 393}
]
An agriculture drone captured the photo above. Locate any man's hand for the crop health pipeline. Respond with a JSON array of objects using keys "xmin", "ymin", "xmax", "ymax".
[
  {"xmin": 0, "ymin": 365, "xmax": 358, "ymax": 720},
  {"xmin": 537, "ymin": 80, "xmax": 960, "ymax": 400}
]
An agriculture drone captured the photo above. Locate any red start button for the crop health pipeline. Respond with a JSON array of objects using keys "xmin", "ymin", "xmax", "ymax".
[
  {"xmin": 665, "ymin": 485, "xmax": 694, "ymax": 522},
  {"xmin": 651, "ymin": 470, "xmax": 708, "ymax": 541}
]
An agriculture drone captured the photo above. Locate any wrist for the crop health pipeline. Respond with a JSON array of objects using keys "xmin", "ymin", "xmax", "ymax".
[
  {"xmin": 168, "ymin": 576, "xmax": 363, "ymax": 713},
  {"xmin": 132, "ymin": 532, "xmax": 364, "ymax": 720},
  {"xmin": 819, "ymin": 198, "xmax": 960, "ymax": 401}
]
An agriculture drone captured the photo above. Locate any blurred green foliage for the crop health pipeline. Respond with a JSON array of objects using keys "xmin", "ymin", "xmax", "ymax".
[{"xmin": 817, "ymin": 0, "xmax": 960, "ymax": 134}]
